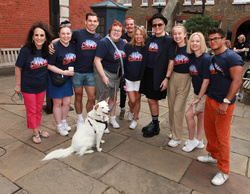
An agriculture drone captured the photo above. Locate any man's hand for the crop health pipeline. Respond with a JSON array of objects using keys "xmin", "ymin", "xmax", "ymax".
[{"xmin": 217, "ymin": 103, "xmax": 228, "ymax": 115}]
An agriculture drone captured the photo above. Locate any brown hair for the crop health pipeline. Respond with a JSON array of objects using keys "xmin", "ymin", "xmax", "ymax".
[
  {"xmin": 129, "ymin": 27, "xmax": 147, "ymax": 48},
  {"xmin": 86, "ymin": 12, "xmax": 98, "ymax": 21}
]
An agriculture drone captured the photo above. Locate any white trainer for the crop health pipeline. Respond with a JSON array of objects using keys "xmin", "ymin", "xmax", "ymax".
[
  {"xmin": 127, "ymin": 111, "xmax": 134, "ymax": 121},
  {"xmin": 129, "ymin": 120, "xmax": 137, "ymax": 130},
  {"xmin": 57, "ymin": 126, "xmax": 69, "ymax": 136},
  {"xmin": 185, "ymin": 139, "xmax": 204, "ymax": 149},
  {"xmin": 182, "ymin": 138, "xmax": 199, "ymax": 152},
  {"xmin": 211, "ymin": 171, "xmax": 229, "ymax": 186},
  {"xmin": 168, "ymin": 139, "xmax": 181, "ymax": 148},
  {"xmin": 168, "ymin": 133, "xmax": 172, "ymax": 139},
  {"xmin": 197, "ymin": 153, "xmax": 217, "ymax": 163},
  {"xmin": 110, "ymin": 116, "xmax": 120, "ymax": 129},
  {"xmin": 62, "ymin": 122, "xmax": 71, "ymax": 132},
  {"xmin": 104, "ymin": 128, "xmax": 110, "ymax": 134},
  {"xmin": 76, "ymin": 119, "xmax": 84, "ymax": 130}
]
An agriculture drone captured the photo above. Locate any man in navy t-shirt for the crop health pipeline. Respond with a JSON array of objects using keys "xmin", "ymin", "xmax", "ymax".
[
  {"xmin": 197, "ymin": 28, "xmax": 244, "ymax": 186},
  {"xmin": 70, "ymin": 12, "xmax": 102, "ymax": 129},
  {"xmin": 119, "ymin": 18, "xmax": 136, "ymax": 120}
]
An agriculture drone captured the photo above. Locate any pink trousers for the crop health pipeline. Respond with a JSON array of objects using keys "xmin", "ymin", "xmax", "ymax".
[{"xmin": 22, "ymin": 91, "xmax": 45, "ymax": 130}]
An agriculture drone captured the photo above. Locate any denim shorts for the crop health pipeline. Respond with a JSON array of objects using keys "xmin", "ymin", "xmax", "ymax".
[{"xmin": 72, "ymin": 72, "xmax": 95, "ymax": 88}]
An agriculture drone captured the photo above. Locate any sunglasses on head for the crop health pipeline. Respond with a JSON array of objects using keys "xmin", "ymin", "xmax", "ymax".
[
  {"xmin": 60, "ymin": 23, "xmax": 71, "ymax": 28},
  {"xmin": 152, "ymin": 23, "xmax": 164, "ymax": 28}
]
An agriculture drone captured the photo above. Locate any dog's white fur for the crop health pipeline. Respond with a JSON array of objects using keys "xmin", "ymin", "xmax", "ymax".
[{"xmin": 42, "ymin": 98, "xmax": 110, "ymax": 161}]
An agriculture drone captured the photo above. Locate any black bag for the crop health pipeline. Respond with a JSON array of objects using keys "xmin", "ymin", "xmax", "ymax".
[{"xmin": 49, "ymin": 71, "xmax": 69, "ymax": 87}]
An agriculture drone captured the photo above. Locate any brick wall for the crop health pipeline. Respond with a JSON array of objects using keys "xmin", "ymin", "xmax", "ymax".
[{"xmin": 0, "ymin": 0, "xmax": 50, "ymax": 48}]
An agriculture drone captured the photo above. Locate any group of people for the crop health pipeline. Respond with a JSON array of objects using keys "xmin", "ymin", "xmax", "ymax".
[{"xmin": 15, "ymin": 12, "xmax": 244, "ymax": 186}]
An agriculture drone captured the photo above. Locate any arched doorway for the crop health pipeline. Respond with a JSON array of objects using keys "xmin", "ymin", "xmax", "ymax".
[{"xmin": 235, "ymin": 20, "xmax": 250, "ymax": 46}]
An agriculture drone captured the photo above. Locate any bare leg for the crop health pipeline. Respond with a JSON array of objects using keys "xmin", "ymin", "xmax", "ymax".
[
  {"xmin": 147, "ymin": 98, "xmax": 159, "ymax": 116},
  {"xmin": 185, "ymin": 105, "xmax": 197, "ymax": 140},
  {"xmin": 52, "ymin": 98, "xmax": 63, "ymax": 124},
  {"xmin": 128, "ymin": 91, "xmax": 136, "ymax": 113},
  {"xmin": 196, "ymin": 112, "xmax": 205, "ymax": 141},
  {"xmin": 133, "ymin": 92, "xmax": 141, "ymax": 122},
  {"xmin": 84, "ymin": 86, "xmax": 96, "ymax": 113},
  {"xmin": 61, "ymin": 96, "xmax": 71, "ymax": 120},
  {"xmin": 74, "ymin": 87, "xmax": 83, "ymax": 114}
]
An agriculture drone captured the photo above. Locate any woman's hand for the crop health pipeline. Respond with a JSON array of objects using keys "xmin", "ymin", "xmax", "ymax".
[
  {"xmin": 102, "ymin": 75, "xmax": 109, "ymax": 85},
  {"xmin": 190, "ymin": 98, "xmax": 200, "ymax": 107},
  {"xmin": 64, "ymin": 70, "xmax": 74, "ymax": 76},
  {"xmin": 160, "ymin": 78, "xmax": 168, "ymax": 91},
  {"xmin": 15, "ymin": 85, "xmax": 21, "ymax": 94}
]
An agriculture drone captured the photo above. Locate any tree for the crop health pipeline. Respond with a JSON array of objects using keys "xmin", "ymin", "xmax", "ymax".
[{"xmin": 184, "ymin": 15, "xmax": 219, "ymax": 36}]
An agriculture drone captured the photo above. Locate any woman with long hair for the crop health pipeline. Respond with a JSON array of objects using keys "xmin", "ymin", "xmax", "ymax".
[{"xmin": 15, "ymin": 21, "xmax": 53, "ymax": 144}]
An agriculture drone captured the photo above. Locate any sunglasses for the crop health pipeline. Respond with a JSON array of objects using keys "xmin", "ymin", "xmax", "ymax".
[
  {"xmin": 152, "ymin": 23, "xmax": 164, "ymax": 28},
  {"xmin": 60, "ymin": 23, "xmax": 71, "ymax": 28}
]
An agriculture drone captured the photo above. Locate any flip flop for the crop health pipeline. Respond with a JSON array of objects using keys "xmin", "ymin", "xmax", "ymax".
[
  {"xmin": 39, "ymin": 130, "xmax": 49, "ymax": 138},
  {"xmin": 32, "ymin": 134, "xmax": 41, "ymax": 144}
]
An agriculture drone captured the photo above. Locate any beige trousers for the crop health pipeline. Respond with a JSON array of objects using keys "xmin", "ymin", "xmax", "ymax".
[{"xmin": 168, "ymin": 72, "xmax": 191, "ymax": 141}]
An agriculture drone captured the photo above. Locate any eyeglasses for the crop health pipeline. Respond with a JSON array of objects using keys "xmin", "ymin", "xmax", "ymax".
[
  {"xmin": 208, "ymin": 37, "xmax": 223, "ymax": 42},
  {"xmin": 112, "ymin": 29, "xmax": 122, "ymax": 33},
  {"xmin": 60, "ymin": 23, "xmax": 71, "ymax": 28},
  {"xmin": 152, "ymin": 23, "xmax": 164, "ymax": 28}
]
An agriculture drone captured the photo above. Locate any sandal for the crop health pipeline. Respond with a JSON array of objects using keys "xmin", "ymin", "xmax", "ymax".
[
  {"xmin": 32, "ymin": 134, "xmax": 41, "ymax": 144},
  {"xmin": 39, "ymin": 130, "xmax": 49, "ymax": 138}
]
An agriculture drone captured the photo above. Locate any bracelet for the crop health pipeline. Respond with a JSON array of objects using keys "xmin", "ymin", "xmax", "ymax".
[
  {"xmin": 165, "ymin": 76, "xmax": 170, "ymax": 80},
  {"xmin": 197, "ymin": 96, "xmax": 202, "ymax": 100},
  {"xmin": 62, "ymin": 71, "xmax": 64, "ymax": 78}
]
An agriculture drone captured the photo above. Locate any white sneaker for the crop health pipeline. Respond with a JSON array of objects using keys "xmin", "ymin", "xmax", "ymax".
[
  {"xmin": 185, "ymin": 139, "xmax": 204, "ymax": 149},
  {"xmin": 57, "ymin": 126, "xmax": 69, "ymax": 136},
  {"xmin": 127, "ymin": 111, "xmax": 134, "ymax": 121},
  {"xmin": 197, "ymin": 153, "xmax": 217, "ymax": 163},
  {"xmin": 110, "ymin": 116, "xmax": 120, "ymax": 129},
  {"xmin": 168, "ymin": 133, "xmax": 172, "ymax": 139},
  {"xmin": 168, "ymin": 139, "xmax": 181, "ymax": 148},
  {"xmin": 62, "ymin": 122, "xmax": 71, "ymax": 132},
  {"xmin": 104, "ymin": 128, "xmax": 110, "ymax": 134},
  {"xmin": 129, "ymin": 120, "xmax": 137, "ymax": 129},
  {"xmin": 77, "ymin": 119, "xmax": 84, "ymax": 130},
  {"xmin": 211, "ymin": 171, "xmax": 229, "ymax": 186},
  {"xmin": 182, "ymin": 138, "xmax": 199, "ymax": 152}
]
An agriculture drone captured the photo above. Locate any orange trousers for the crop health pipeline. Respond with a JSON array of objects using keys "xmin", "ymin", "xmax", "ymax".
[{"xmin": 204, "ymin": 96, "xmax": 235, "ymax": 174}]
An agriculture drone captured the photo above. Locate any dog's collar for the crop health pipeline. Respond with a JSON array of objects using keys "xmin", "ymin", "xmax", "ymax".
[{"xmin": 88, "ymin": 118, "xmax": 108, "ymax": 132}]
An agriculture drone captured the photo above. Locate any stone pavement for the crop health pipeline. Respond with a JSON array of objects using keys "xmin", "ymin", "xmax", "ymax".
[{"xmin": 0, "ymin": 65, "xmax": 250, "ymax": 194}]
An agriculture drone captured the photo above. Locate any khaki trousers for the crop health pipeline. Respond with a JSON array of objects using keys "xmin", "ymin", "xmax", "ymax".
[{"xmin": 168, "ymin": 72, "xmax": 191, "ymax": 141}]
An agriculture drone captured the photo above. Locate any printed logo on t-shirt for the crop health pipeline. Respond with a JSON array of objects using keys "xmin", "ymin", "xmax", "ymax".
[
  {"xmin": 189, "ymin": 64, "xmax": 198, "ymax": 75},
  {"xmin": 114, "ymin": 50, "xmax": 126, "ymax": 60},
  {"xmin": 174, "ymin": 54, "xmax": 189, "ymax": 66},
  {"xmin": 30, "ymin": 57, "xmax": 48, "ymax": 69},
  {"xmin": 81, "ymin": 40, "xmax": 97, "ymax": 50},
  {"xmin": 63, "ymin": 53, "xmax": 76, "ymax": 65},
  {"xmin": 209, "ymin": 63, "xmax": 223, "ymax": 75},
  {"xmin": 128, "ymin": 52, "xmax": 143, "ymax": 62},
  {"xmin": 148, "ymin": 42, "xmax": 158, "ymax": 52}
]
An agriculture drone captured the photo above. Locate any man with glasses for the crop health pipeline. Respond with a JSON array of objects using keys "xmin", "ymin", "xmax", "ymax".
[
  {"xmin": 197, "ymin": 28, "xmax": 244, "ymax": 186},
  {"xmin": 139, "ymin": 13, "xmax": 174, "ymax": 137}
]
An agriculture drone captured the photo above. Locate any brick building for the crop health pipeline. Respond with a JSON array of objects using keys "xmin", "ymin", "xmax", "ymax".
[{"xmin": 118, "ymin": 0, "xmax": 250, "ymax": 44}]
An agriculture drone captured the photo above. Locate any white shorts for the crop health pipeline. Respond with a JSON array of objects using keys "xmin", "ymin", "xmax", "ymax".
[{"xmin": 125, "ymin": 79, "xmax": 141, "ymax": 92}]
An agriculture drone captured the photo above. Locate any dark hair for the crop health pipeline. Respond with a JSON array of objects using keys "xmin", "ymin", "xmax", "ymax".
[
  {"xmin": 86, "ymin": 12, "xmax": 98, "ymax": 21},
  {"xmin": 59, "ymin": 20, "xmax": 72, "ymax": 32},
  {"xmin": 208, "ymin": 28, "xmax": 225, "ymax": 38},
  {"xmin": 25, "ymin": 21, "xmax": 53, "ymax": 59},
  {"xmin": 108, "ymin": 20, "xmax": 125, "ymax": 34}
]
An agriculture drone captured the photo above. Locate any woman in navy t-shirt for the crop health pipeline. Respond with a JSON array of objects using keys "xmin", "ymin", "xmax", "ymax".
[
  {"xmin": 15, "ymin": 21, "xmax": 53, "ymax": 144},
  {"xmin": 94, "ymin": 20, "xmax": 126, "ymax": 129},
  {"xmin": 124, "ymin": 27, "xmax": 147, "ymax": 129},
  {"xmin": 184, "ymin": 32, "xmax": 211, "ymax": 152},
  {"xmin": 47, "ymin": 21, "xmax": 75, "ymax": 136}
]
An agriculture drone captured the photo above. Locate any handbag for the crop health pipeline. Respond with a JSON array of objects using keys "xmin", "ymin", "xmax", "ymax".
[{"xmin": 49, "ymin": 71, "xmax": 69, "ymax": 87}]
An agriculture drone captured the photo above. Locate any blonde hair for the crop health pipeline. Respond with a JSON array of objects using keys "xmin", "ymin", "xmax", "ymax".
[
  {"xmin": 187, "ymin": 32, "xmax": 208, "ymax": 54},
  {"xmin": 172, "ymin": 23, "xmax": 188, "ymax": 44},
  {"xmin": 238, "ymin": 34, "xmax": 246, "ymax": 42},
  {"xmin": 129, "ymin": 27, "xmax": 147, "ymax": 48}
]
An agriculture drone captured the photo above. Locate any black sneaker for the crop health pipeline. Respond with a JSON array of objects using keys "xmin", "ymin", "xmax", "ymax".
[
  {"xmin": 142, "ymin": 121, "xmax": 160, "ymax": 138},
  {"xmin": 119, "ymin": 108, "xmax": 126, "ymax": 120}
]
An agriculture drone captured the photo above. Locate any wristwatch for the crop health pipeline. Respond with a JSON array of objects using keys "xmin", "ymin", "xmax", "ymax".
[
  {"xmin": 223, "ymin": 98, "xmax": 231, "ymax": 104},
  {"xmin": 165, "ymin": 76, "xmax": 170, "ymax": 80}
]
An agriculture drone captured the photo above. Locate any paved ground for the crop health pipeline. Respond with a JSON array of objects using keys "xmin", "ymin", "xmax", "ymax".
[{"xmin": 0, "ymin": 63, "xmax": 250, "ymax": 194}]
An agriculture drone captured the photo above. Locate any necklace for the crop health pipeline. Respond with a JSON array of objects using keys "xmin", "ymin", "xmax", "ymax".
[{"xmin": 135, "ymin": 45, "xmax": 141, "ymax": 53}]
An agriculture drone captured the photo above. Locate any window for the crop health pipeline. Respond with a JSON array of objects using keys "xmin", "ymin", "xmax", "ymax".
[
  {"xmin": 141, "ymin": 0, "xmax": 148, "ymax": 6},
  {"xmin": 124, "ymin": 0, "xmax": 132, "ymax": 7},
  {"xmin": 233, "ymin": 0, "xmax": 250, "ymax": 4},
  {"xmin": 183, "ymin": 0, "xmax": 191, "ymax": 5},
  {"xmin": 206, "ymin": 0, "xmax": 215, "ymax": 4},
  {"xmin": 153, "ymin": 0, "xmax": 166, "ymax": 6},
  {"xmin": 194, "ymin": 0, "xmax": 202, "ymax": 5}
]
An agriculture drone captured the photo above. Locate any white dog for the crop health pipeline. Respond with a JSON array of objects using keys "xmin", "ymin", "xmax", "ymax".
[{"xmin": 42, "ymin": 98, "xmax": 110, "ymax": 161}]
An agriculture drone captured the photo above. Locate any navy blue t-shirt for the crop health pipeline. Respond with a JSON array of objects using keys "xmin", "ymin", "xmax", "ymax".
[
  {"xmin": 207, "ymin": 49, "xmax": 244, "ymax": 104},
  {"xmin": 121, "ymin": 32, "xmax": 131, "ymax": 43},
  {"xmin": 189, "ymin": 52, "xmax": 211, "ymax": 95},
  {"xmin": 124, "ymin": 43, "xmax": 144, "ymax": 81},
  {"xmin": 15, "ymin": 46, "xmax": 48, "ymax": 93},
  {"xmin": 146, "ymin": 37, "xmax": 162, "ymax": 68},
  {"xmin": 48, "ymin": 41, "xmax": 76, "ymax": 70},
  {"xmin": 169, "ymin": 44, "xmax": 190, "ymax": 73},
  {"xmin": 95, "ymin": 37, "xmax": 126, "ymax": 74},
  {"xmin": 72, "ymin": 29, "xmax": 102, "ymax": 73}
]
